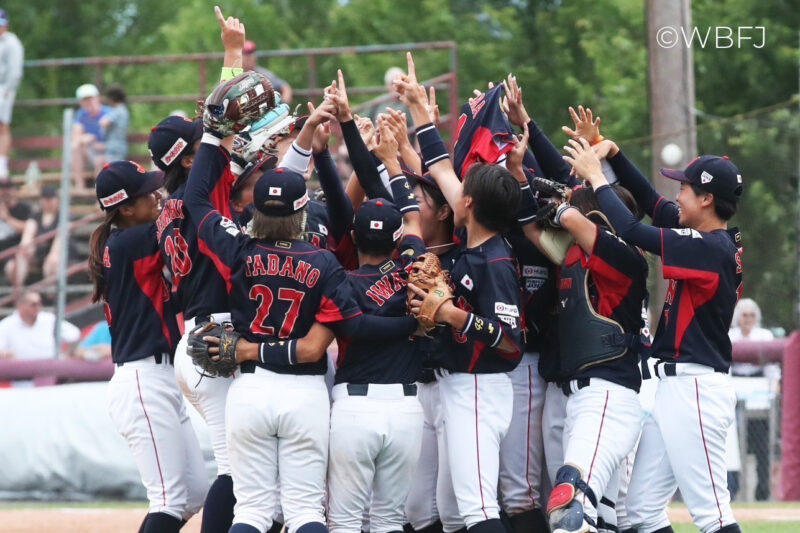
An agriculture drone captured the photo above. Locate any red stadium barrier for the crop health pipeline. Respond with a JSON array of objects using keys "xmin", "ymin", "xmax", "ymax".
[
  {"xmin": 778, "ymin": 332, "xmax": 800, "ymax": 500},
  {"xmin": 0, "ymin": 358, "xmax": 113, "ymax": 386}
]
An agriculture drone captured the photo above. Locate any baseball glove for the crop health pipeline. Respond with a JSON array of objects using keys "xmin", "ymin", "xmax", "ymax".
[
  {"xmin": 532, "ymin": 177, "xmax": 570, "ymax": 202},
  {"xmin": 186, "ymin": 322, "xmax": 241, "ymax": 377},
  {"xmin": 408, "ymin": 253, "xmax": 453, "ymax": 330},
  {"xmin": 203, "ymin": 72, "xmax": 277, "ymax": 137}
]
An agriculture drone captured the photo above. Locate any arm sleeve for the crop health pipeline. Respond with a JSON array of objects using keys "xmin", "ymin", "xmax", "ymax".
[
  {"xmin": 517, "ymin": 183, "xmax": 540, "ymax": 225},
  {"xmin": 595, "ymin": 185, "xmax": 662, "ymax": 254},
  {"xmin": 313, "ymin": 149, "xmax": 353, "ymax": 242},
  {"xmin": 388, "ymin": 173, "xmax": 420, "ymax": 214},
  {"xmin": 607, "ymin": 151, "xmax": 679, "ymax": 227},
  {"xmin": 374, "ymin": 157, "xmax": 394, "ymax": 198},
  {"xmin": 340, "ymin": 119, "xmax": 391, "ymax": 199},
  {"xmin": 279, "ymin": 141, "xmax": 312, "ymax": 175},
  {"xmin": 527, "ymin": 119, "xmax": 574, "ymax": 183}
]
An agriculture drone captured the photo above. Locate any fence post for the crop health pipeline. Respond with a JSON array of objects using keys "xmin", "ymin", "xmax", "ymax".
[
  {"xmin": 781, "ymin": 331, "xmax": 800, "ymax": 499},
  {"xmin": 55, "ymin": 108, "xmax": 74, "ymax": 358}
]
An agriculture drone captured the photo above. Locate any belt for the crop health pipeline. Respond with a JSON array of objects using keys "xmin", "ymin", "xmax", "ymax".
[
  {"xmin": 417, "ymin": 368, "xmax": 437, "ymax": 384},
  {"xmin": 185, "ymin": 312, "xmax": 232, "ymax": 330},
  {"xmin": 116, "ymin": 352, "xmax": 172, "ymax": 368},
  {"xmin": 345, "ymin": 383, "xmax": 417, "ymax": 397},
  {"xmin": 653, "ymin": 361, "xmax": 725, "ymax": 379},
  {"xmin": 560, "ymin": 377, "xmax": 591, "ymax": 396}
]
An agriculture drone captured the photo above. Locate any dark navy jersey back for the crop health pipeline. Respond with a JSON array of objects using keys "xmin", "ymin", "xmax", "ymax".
[
  {"xmin": 335, "ymin": 234, "xmax": 427, "ymax": 385},
  {"xmin": 185, "ymin": 141, "xmax": 361, "ymax": 376},
  {"xmin": 653, "ymin": 227, "xmax": 742, "ymax": 371},
  {"xmin": 155, "ymin": 165, "xmax": 235, "ymax": 319},
  {"xmin": 103, "ymin": 223, "xmax": 181, "ymax": 364},
  {"xmin": 444, "ymin": 233, "xmax": 523, "ymax": 373},
  {"xmin": 560, "ymin": 228, "xmax": 648, "ymax": 391}
]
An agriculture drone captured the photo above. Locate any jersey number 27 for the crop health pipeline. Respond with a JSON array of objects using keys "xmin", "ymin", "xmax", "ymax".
[{"xmin": 249, "ymin": 285, "xmax": 306, "ymax": 338}]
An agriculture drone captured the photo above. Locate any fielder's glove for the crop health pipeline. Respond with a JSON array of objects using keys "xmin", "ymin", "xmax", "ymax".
[
  {"xmin": 531, "ymin": 176, "xmax": 570, "ymax": 202},
  {"xmin": 408, "ymin": 253, "xmax": 453, "ymax": 331},
  {"xmin": 186, "ymin": 322, "xmax": 242, "ymax": 377},
  {"xmin": 203, "ymin": 72, "xmax": 277, "ymax": 137}
]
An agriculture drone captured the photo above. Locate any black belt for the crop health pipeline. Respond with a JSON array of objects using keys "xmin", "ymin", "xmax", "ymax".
[
  {"xmin": 417, "ymin": 368, "xmax": 437, "ymax": 384},
  {"xmin": 241, "ymin": 361, "xmax": 256, "ymax": 373},
  {"xmin": 560, "ymin": 377, "xmax": 591, "ymax": 396},
  {"xmin": 116, "ymin": 352, "xmax": 172, "ymax": 367},
  {"xmin": 652, "ymin": 361, "xmax": 726, "ymax": 378},
  {"xmin": 346, "ymin": 383, "xmax": 418, "ymax": 396}
]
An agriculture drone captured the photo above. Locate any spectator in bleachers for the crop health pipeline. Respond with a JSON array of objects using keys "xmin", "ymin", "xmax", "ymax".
[
  {"xmin": 0, "ymin": 289, "xmax": 80, "ymax": 360},
  {"xmin": 6, "ymin": 186, "xmax": 75, "ymax": 290},
  {"xmin": 100, "ymin": 84, "xmax": 129, "ymax": 162},
  {"xmin": 71, "ymin": 83, "xmax": 111, "ymax": 190},
  {"xmin": 0, "ymin": 179, "xmax": 31, "ymax": 254},
  {"xmin": 0, "ymin": 9, "xmax": 24, "ymax": 181},
  {"xmin": 242, "ymin": 39, "xmax": 293, "ymax": 103},
  {"xmin": 73, "ymin": 320, "xmax": 111, "ymax": 361},
  {"xmin": 369, "ymin": 66, "xmax": 411, "ymax": 124}
]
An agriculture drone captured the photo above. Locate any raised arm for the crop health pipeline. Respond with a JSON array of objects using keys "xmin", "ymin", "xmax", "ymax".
[{"xmin": 311, "ymin": 119, "xmax": 353, "ymax": 243}]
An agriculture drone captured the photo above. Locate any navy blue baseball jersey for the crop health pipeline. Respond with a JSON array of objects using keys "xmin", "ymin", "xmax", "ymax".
[
  {"xmin": 102, "ymin": 223, "xmax": 181, "ymax": 364},
  {"xmin": 443, "ymin": 234, "xmax": 523, "ymax": 373},
  {"xmin": 652, "ymin": 227, "xmax": 743, "ymax": 371},
  {"xmin": 334, "ymin": 235, "xmax": 427, "ymax": 385},
  {"xmin": 155, "ymin": 166, "xmax": 236, "ymax": 319},
  {"xmin": 561, "ymin": 229, "xmax": 649, "ymax": 391},
  {"xmin": 304, "ymin": 200, "xmax": 330, "ymax": 250},
  {"xmin": 185, "ymin": 142, "xmax": 362, "ymax": 375}
]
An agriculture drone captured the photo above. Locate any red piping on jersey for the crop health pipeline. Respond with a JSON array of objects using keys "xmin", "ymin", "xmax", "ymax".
[
  {"xmin": 198, "ymin": 236, "xmax": 233, "ymax": 294},
  {"xmin": 489, "ymin": 256, "xmax": 513, "ymax": 263},
  {"xmin": 525, "ymin": 365, "xmax": 536, "ymax": 506},
  {"xmin": 474, "ymin": 375, "xmax": 489, "ymax": 520},
  {"xmin": 316, "ymin": 297, "xmax": 362, "ymax": 324},
  {"xmin": 136, "ymin": 369, "xmax": 166, "ymax": 510},
  {"xmin": 584, "ymin": 390, "xmax": 609, "ymax": 507},
  {"xmin": 652, "ymin": 196, "xmax": 665, "ymax": 219},
  {"xmin": 253, "ymin": 243, "xmax": 328, "ymax": 255},
  {"xmin": 661, "ymin": 264, "xmax": 719, "ymax": 359},
  {"xmin": 132, "ymin": 251, "xmax": 173, "ymax": 348},
  {"xmin": 696, "ymin": 378, "xmax": 724, "ymax": 530}
]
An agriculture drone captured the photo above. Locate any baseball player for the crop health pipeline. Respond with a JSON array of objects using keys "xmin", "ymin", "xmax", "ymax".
[
  {"xmin": 89, "ymin": 161, "xmax": 207, "ymax": 533},
  {"xmin": 326, "ymin": 125, "xmax": 427, "ymax": 533},
  {"xmin": 404, "ymin": 172, "xmax": 463, "ymax": 533},
  {"xmin": 569, "ymin": 138, "xmax": 744, "ymax": 533},
  {"xmin": 398, "ymin": 53, "xmax": 524, "ymax": 533},
  {"xmin": 520, "ymin": 182, "xmax": 649, "ymax": 533}
]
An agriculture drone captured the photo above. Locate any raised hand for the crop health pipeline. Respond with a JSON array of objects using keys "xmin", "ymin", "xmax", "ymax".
[
  {"xmin": 501, "ymin": 74, "xmax": 531, "ymax": 128},
  {"xmin": 373, "ymin": 120, "xmax": 399, "ymax": 165},
  {"xmin": 393, "ymin": 52, "xmax": 427, "ymax": 108},
  {"xmin": 306, "ymin": 102, "xmax": 333, "ymax": 154},
  {"xmin": 426, "ymin": 86, "xmax": 440, "ymax": 127},
  {"xmin": 507, "ymin": 122, "xmax": 530, "ymax": 185},
  {"xmin": 561, "ymin": 105, "xmax": 602, "ymax": 144},
  {"xmin": 562, "ymin": 137, "xmax": 605, "ymax": 187},
  {"xmin": 353, "ymin": 114, "xmax": 377, "ymax": 150},
  {"xmin": 384, "ymin": 108, "xmax": 411, "ymax": 148},
  {"xmin": 324, "ymin": 70, "xmax": 353, "ymax": 123},
  {"xmin": 215, "ymin": 6, "xmax": 245, "ymax": 54}
]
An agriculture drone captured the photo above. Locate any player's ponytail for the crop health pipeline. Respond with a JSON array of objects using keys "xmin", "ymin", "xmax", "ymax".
[{"xmin": 88, "ymin": 210, "xmax": 118, "ymax": 302}]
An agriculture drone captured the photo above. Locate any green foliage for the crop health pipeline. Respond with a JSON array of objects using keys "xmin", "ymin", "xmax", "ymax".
[{"xmin": 3, "ymin": 0, "xmax": 799, "ymax": 327}]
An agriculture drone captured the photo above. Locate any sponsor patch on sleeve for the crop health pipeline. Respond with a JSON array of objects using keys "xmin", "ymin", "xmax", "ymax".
[{"xmin": 494, "ymin": 302, "xmax": 519, "ymax": 317}]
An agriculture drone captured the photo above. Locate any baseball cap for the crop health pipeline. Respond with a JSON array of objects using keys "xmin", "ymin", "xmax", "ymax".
[
  {"xmin": 234, "ymin": 154, "xmax": 278, "ymax": 192},
  {"xmin": 353, "ymin": 199, "xmax": 404, "ymax": 245},
  {"xmin": 252, "ymin": 167, "xmax": 309, "ymax": 217},
  {"xmin": 0, "ymin": 9, "xmax": 8, "ymax": 27},
  {"xmin": 95, "ymin": 160, "xmax": 164, "ymax": 211},
  {"xmin": 243, "ymin": 40, "xmax": 257, "ymax": 54},
  {"xmin": 148, "ymin": 116, "xmax": 203, "ymax": 171},
  {"xmin": 660, "ymin": 155, "xmax": 743, "ymax": 203},
  {"xmin": 75, "ymin": 84, "xmax": 100, "ymax": 100}
]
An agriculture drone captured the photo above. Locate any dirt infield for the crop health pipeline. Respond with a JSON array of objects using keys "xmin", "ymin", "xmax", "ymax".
[{"xmin": 2, "ymin": 505, "xmax": 800, "ymax": 532}]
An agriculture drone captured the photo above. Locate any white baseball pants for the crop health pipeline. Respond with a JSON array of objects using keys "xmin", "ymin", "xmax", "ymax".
[
  {"xmin": 226, "ymin": 367, "xmax": 330, "ymax": 533},
  {"xmin": 626, "ymin": 366, "xmax": 737, "ymax": 533},
  {"xmin": 542, "ymin": 381, "xmax": 568, "ymax": 486},
  {"xmin": 327, "ymin": 384, "xmax": 424, "ymax": 533},
  {"xmin": 438, "ymin": 371, "xmax": 513, "ymax": 528},
  {"xmin": 107, "ymin": 357, "xmax": 208, "ymax": 520}
]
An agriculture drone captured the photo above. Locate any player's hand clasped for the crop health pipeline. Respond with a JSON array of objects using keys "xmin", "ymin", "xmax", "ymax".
[
  {"xmin": 406, "ymin": 253, "xmax": 453, "ymax": 331},
  {"xmin": 187, "ymin": 322, "xmax": 242, "ymax": 377}
]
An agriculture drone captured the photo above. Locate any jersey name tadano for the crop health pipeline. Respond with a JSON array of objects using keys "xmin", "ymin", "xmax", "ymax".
[
  {"xmin": 245, "ymin": 253, "xmax": 321, "ymax": 288},
  {"xmin": 155, "ymin": 199, "xmax": 185, "ymax": 241}
]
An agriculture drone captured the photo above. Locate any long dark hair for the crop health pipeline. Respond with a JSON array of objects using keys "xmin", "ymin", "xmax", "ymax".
[{"xmin": 88, "ymin": 208, "xmax": 122, "ymax": 302}]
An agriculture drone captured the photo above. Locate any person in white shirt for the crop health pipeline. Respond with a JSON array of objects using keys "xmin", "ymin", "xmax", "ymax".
[{"xmin": 0, "ymin": 289, "xmax": 80, "ymax": 360}]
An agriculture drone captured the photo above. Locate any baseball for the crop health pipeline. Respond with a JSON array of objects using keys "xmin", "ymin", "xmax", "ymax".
[{"xmin": 660, "ymin": 143, "xmax": 683, "ymax": 166}]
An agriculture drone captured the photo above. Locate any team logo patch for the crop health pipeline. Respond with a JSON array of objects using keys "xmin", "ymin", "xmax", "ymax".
[
  {"xmin": 269, "ymin": 187, "xmax": 282, "ymax": 196},
  {"xmin": 293, "ymin": 193, "xmax": 309, "ymax": 210},
  {"xmin": 100, "ymin": 188, "xmax": 129, "ymax": 208},
  {"xmin": 219, "ymin": 216, "xmax": 240, "ymax": 237},
  {"xmin": 522, "ymin": 265, "xmax": 548, "ymax": 278},
  {"xmin": 460, "ymin": 274, "xmax": 474, "ymax": 291},
  {"xmin": 161, "ymin": 138, "xmax": 188, "ymax": 167},
  {"xmin": 700, "ymin": 170, "xmax": 714, "ymax": 184},
  {"xmin": 379, "ymin": 261, "xmax": 395, "ymax": 274},
  {"xmin": 498, "ymin": 315, "xmax": 516, "ymax": 328},
  {"xmin": 370, "ymin": 220, "xmax": 384, "ymax": 230},
  {"xmin": 672, "ymin": 228, "xmax": 702, "ymax": 239},
  {"xmin": 494, "ymin": 302, "xmax": 519, "ymax": 317}
]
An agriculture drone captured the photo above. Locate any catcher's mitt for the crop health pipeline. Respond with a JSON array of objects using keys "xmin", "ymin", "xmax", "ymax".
[
  {"xmin": 408, "ymin": 253, "xmax": 453, "ymax": 330},
  {"xmin": 203, "ymin": 72, "xmax": 277, "ymax": 137},
  {"xmin": 532, "ymin": 177, "xmax": 570, "ymax": 202},
  {"xmin": 186, "ymin": 322, "xmax": 241, "ymax": 377}
]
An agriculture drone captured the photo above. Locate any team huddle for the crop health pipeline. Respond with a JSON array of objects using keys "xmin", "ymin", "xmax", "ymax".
[{"xmin": 89, "ymin": 8, "xmax": 745, "ymax": 533}]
